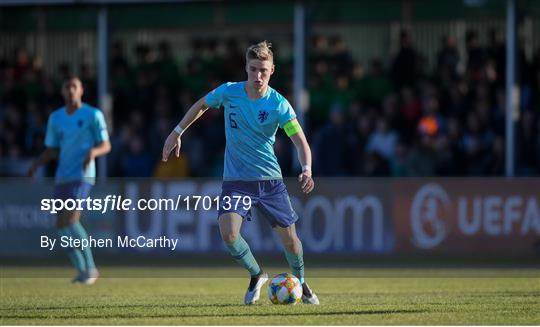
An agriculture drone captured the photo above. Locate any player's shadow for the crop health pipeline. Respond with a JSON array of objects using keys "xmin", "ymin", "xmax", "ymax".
[
  {"xmin": 2, "ymin": 308, "xmax": 425, "ymax": 320},
  {"xmin": 0, "ymin": 303, "xmax": 242, "ymax": 312}
]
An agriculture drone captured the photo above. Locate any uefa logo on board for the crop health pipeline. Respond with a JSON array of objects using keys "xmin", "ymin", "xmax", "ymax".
[{"xmin": 410, "ymin": 183, "xmax": 451, "ymax": 249}]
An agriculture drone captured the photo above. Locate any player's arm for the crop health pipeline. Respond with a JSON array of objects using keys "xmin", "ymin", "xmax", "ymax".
[
  {"xmin": 28, "ymin": 147, "xmax": 59, "ymax": 177},
  {"xmin": 83, "ymin": 140, "xmax": 111, "ymax": 169},
  {"xmin": 285, "ymin": 119, "xmax": 314, "ymax": 194},
  {"xmin": 84, "ymin": 110, "xmax": 112, "ymax": 169},
  {"xmin": 162, "ymin": 96, "xmax": 209, "ymax": 162}
]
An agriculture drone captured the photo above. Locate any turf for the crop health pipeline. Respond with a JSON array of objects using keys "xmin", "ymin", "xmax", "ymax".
[{"xmin": 1, "ymin": 267, "xmax": 538, "ymax": 325}]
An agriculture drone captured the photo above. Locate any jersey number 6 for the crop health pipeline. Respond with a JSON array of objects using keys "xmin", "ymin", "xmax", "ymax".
[{"xmin": 229, "ymin": 112, "xmax": 238, "ymax": 129}]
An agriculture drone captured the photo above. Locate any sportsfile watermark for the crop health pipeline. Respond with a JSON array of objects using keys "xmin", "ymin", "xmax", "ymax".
[
  {"xmin": 40, "ymin": 195, "xmax": 252, "ymax": 214},
  {"xmin": 41, "ymin": 235, "xmax": 180, "ymax": 251}
]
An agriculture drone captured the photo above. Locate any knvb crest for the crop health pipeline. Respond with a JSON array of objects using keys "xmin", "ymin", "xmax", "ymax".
[{"xmin": 258, "ymin": 110, "xmax": 269, "ymax": 123}]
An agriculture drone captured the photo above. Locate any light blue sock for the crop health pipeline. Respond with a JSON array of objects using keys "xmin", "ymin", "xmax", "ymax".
[
  {"xmin": 225, "ymin": 236, "xmax": 261, "ymax": 276},
  {"xmin": 68, "ymin": 222, "xmax": 96, "ymax": 271},
  {"xmin": 57, "ymin": 227, "xmax": 86, "ymax": 274},
  {"xmin": 285, "ymin": 249, "xmax": 305, "ymax": 284}
]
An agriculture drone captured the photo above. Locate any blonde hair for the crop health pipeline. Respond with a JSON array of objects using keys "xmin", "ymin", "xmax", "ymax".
[{"xmin": 246, "ymin": 40, "xmax": 274, "ymax": 62}]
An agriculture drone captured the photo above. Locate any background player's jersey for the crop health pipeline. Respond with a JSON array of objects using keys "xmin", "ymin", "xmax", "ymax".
[
  {"xmin": 45, "ymin": 103, "xmax": 109, "ymax": 184},
  {"xmin": 205, "ymin": 82, "xmax": 296, "ymax": 181}
]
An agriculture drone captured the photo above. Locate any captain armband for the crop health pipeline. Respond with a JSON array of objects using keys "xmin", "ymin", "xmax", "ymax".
[{"xmin": 283, "ymin": 119, "xmax": 302, "ymax": 137}]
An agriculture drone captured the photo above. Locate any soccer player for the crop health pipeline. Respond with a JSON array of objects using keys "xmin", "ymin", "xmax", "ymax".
[
  {"xmin": 29, "ymin": 77, "xmax": 111, "ymax": 284},
  {"xmin": 162, "ymin": 41, "xmax": 319, "ymax": 305}
]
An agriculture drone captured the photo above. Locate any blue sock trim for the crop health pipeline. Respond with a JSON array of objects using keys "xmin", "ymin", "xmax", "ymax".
[
  {"xmin": 285, "ymin": 249, "xmax": 305, "ymax": 281},
  {"xmin": 232, "ymin": 248, "xmax": 249, "ymax": 260},
  {"xmin": 291, "ymin": 264, "xmax": 305, "ymax": 271}
]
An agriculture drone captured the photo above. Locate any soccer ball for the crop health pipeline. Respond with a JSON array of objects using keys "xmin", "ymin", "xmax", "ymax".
[{"xmin": 268, "ymin": 273, "xmax": 302, "ymax": 305}]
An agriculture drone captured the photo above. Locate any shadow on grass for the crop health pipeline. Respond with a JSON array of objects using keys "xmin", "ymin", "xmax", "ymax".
[
  {"xmin": 1, "ymin": 308, "xmax": 425, "ymax": 320},
  {"xmin": 0, "ymin": 303, "xmax": 243, "ymax": 311}
]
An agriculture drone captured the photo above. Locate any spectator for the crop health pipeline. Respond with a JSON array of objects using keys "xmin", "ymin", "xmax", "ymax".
[
  {"xmin": 486, "ymin": 28, "xmax": 505, "ymax": 85},
  {"xmin": 405, "ymin": 135, "xmax": 438, "ymax": 176},
  {"xmin": 329, "ymin": 36, "xmax": 354, "ymax": 77},
  {"xmin": 366, "ymin": 117, "xmax": 398, "ymax": 162},
  {"xmin": 487, "ymin": 135, "xmax": 505, "ymax": 176},
  {"xmin": 399, "ymin": 87, "xmax": 422, "ymax": 137},
  {"xmin": 436, "ymin": 34, "xmax": 460, "ymax": 84},
  {"xmin": 1, "ymin": 31, "xmax": 539, "ymax": 179},
  {"xmin": 466, "ymin": 29, "xmax": 486, "ymax": 81},
  {"xmin": 156, "ymin": 40, "xmax": 181, "ymax": 88},
  {"xmin": 462, "ymin": 112, "xmax": 492, "ymax": 175},
  {"xmin": 391, "ymin": 29, "xmax": 421, "ymax": 88},
  {"xmin": 119, "ymin": 134, "xmax": 154, "ymax": 177},
  {"xmin": 314, "ymin": 105, "xmax": 348, "ymax": 176},
  {"xmin": 517, "ymin": 110, "xmax": 539, "ymax": 175},
  {"xmin": 391, "ymin": 141, "xmax": 409, "ymax": 177},
  {"xmin": 356, "ymin": 58, "xmax": 393, "ymax": 106},
  {"xmin": 362, "ymin": 152, "xmax": 390, "ymax": 177}
]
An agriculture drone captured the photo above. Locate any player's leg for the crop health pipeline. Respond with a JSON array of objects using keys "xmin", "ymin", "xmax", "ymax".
[
  {"xmin": 274, "ymin": 224, "xmax": 319, "ymax": 305},
  {"xmin": 218, "ymin": 212, "xmax": 261, "ymax": 276},
  {"xmin": 55, "ymin": 182, "xmax": 98, "ymax": 284},
  {"xmin": 218, "ymin": 212, "xmax": 268, "ymax": 304},
  {"xmin": 56, "ymin": 210, "xmax": 86, "ymax": 279},
  {"xmin": 257, "ymin": 180, "xmax": 319, "ymax": 304},
  {"xmin": 273, "ymin": 223, "xmax": 303, "ymax": 283}
]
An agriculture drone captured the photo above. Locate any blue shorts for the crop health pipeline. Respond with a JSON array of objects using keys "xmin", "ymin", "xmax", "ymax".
[
  {"xmin": 53, "ymin": 181, "xmax": 93, "ymax": 201},
  {"xmin": 218, "ymin": 180, "xmax": 298, "ymax": 228}
]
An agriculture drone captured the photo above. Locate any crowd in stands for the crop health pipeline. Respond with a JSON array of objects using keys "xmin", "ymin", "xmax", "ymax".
[
  {"xmin": 308, "ymin": 30, "xmax": 539, "ymax": 177},
  {"xmin": 1, "ymin": 29, "xmax": 539, "ymax": 178}
]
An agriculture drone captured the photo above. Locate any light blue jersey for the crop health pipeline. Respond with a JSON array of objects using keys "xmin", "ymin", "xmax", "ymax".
[
  {"xmin": 45, "ymin": 103, "xmax": 109, "ymax": 184},
  {"xmin": 205, "ymin": 82, "xmax": 296, "ymax": 180}
]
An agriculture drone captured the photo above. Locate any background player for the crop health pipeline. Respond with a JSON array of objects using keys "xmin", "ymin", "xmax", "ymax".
[
  {"xmin": 29, "ymin": 77, "xmax": 111, "ymax": 284},
  {"xmin": 162, "ymin": 41, "xmax": 318, "ymax": 305}
]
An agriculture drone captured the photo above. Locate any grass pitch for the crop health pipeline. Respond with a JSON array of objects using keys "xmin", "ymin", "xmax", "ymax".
[{"xmin": 1, "ymin": 267, "xmax": 538, "ymax": 325}]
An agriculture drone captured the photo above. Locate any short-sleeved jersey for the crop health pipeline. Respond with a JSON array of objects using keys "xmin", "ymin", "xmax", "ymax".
[
  {"xmin": 45, "ymin": 103, "xmax": 109, "ymax": 184},
  {"xmin": 205, "ymin": 81, "xmax": 296, "ymax": 181}
]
